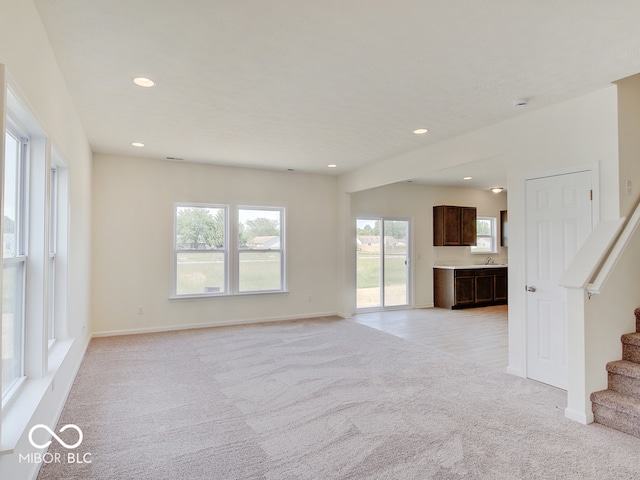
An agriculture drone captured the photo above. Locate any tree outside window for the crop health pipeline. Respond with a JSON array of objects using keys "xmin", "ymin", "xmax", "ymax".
[
  {"xmin": 173, "ymin": 205, "xmax": 285, "ymax": 296},
  {"xmin": 471, "ymin": 217, "xmax": 497, "ymax": 254},
  {"xmin": 175, "ymin": 206, "xmax": 227, "ymax": 295}
]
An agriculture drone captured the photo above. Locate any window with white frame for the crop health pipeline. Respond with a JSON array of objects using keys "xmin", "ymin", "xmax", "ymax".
[
  {"xmin": 173, "ymin": 204, "xmax": 285, "ymax": 297},
  {"xmin": 1, "ymin": 88, "xmax": 70, "ymax": 432},
  {"xmin": 471, "ymin": 217, "xmax": 497, "ymax": 254},
  {"xmin": 238, "ymin": 207, "xmax": 284, "ymax": 293},
  {"xmin": 2, "ymin": 123, "xmax": 28, "ymax": 400},
  {"xmin": 174, "ymin": 204, "xmax": 228, "ymax": 296}
]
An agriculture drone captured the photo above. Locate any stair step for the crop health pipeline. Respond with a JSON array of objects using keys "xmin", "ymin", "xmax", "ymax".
[
  {"xmin": 622, "ymin": 333, "xmax": 640, "ymax": 363},
  {"xmin": 607, "ymin": 360, "xmax": 640, "ymax": 378},
  {"xmin": 622, "ymin": 332, "xmax": 640, "ymax": 347},
  {"xmin": 607, "ymin": 360, "xmax": 640, "ymax": 397},
  {"xmin": 591, "ymin": 389, "xmax": 640, "ymax": 438}
]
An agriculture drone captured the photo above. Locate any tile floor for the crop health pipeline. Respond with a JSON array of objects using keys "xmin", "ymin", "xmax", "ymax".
[{"xmin": 352, "ymin": 305, "xmax": 508, "ymax": 370}]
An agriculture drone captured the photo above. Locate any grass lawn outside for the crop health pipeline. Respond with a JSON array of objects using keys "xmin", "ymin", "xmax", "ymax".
[
  {"xmin": 176, "ymin": 251, "xmax": 281, "ymax": 294},
  {"xmin": 357, "ymin": 249, "xmax": 408, "ymax": 308}
]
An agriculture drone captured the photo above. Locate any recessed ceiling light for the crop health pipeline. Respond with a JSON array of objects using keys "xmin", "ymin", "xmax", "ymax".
[
  {"xmin": 327, "ymin": 164, "xmax": 338, "ymax": 168},
  {"xmin": 413, "ymin": 128, "xmax": 429, "ymax": 135},
  {"xmin": 131, "ymin": 142, "xmax": 144, "ymax": 147},
  {"xmin": 133, "ymin": 77, "xmax": 155, "ymax": 87},
  {"xmin": 463, "ymin": 176, "xmax": 472, "ymax": 180},
  {"xmin": 491, "ymin": 187, "xmax": 504, "ymax": 193}
]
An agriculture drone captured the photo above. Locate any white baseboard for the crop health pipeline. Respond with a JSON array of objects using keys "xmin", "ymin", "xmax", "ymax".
[
  {"xmin": 414, "ymin": 303, "xmax": 435, "ymax": 309},
  {"xmin": 92, "ymin": 311, "xmax": 341, "ymax": 338},
  {"xmin": 565, "ymin": 407, "xmax": 594, "ymax": 425},
  {"xmin": 506, "ymin": 366, "xmax": 525, "ymax": 377}
]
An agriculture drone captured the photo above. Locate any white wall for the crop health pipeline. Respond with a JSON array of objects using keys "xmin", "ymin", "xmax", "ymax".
[
  {"xmin": 616, "ymin": 74, "xmax": 640, "ymax": 218},
  {"xmin": 91, "ymin": 154, "xmax": 339, "ymax": 335},
  {"xmin": 351, "ymin": 182, "xmax": 507, "ymax": 308},
  {"xmin": 0, "ymin": 1, "xmax": 92, "ymax": 478},
  {"xmin": 503, "ymin": 87, "xmax": 619, "ymax": 380},
  {"xmin": 564, "ymin": 74, "xmax": 640, "ymax": 421}
]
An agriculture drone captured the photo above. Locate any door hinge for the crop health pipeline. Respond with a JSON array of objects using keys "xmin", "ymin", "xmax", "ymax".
[{"xmin": 590, "ymin": 189, "xmax": 593, "ymax": 200}]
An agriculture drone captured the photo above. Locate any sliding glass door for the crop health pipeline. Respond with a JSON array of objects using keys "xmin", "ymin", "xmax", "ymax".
[{"xmin": 356, "ymin": 217, "xmax": 410, "ymax": 310}]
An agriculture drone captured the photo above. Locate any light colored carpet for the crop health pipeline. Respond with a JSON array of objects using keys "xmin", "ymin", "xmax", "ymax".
[{"xmin": 38, "ymin": 316, "xmax": 640, "ymax": 479}]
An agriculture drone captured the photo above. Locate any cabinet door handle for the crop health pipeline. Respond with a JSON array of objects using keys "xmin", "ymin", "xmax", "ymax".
[{"xmin": 526, "ymin": 285, "xmax": 537, "ymax": 292}]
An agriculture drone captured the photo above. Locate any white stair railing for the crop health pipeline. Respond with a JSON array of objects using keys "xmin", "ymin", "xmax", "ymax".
[
  {"xmin": 559, "ymin": 218, "xmax": 625, "ymax": 292},
  {"xmin": 586, "ymin": 201, "xmax": 640, "ymax": 296}
]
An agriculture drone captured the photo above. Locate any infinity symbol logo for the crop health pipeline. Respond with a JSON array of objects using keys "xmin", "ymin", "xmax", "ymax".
[{"xmin": 28, "ymin": 424, "xmax": 84, "ymax": 450}]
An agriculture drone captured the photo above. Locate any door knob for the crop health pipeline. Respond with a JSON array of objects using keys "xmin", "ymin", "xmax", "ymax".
[{"xmin": 526, "ymin": 285, "xmax": 537, "ymax": 292}]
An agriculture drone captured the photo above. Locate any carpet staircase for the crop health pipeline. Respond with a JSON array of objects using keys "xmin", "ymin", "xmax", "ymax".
[{"xmin": 590, "ymin": 308, "xmax": 640, "ymax": 437}]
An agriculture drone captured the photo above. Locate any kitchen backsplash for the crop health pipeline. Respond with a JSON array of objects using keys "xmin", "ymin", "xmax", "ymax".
[{"xmin": 433, "ymin": 246, "xmax": 508, "ymax": 266}]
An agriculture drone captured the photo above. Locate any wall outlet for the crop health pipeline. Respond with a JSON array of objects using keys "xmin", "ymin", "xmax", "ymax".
[
  {"xmin": 137, "ymin": 306, "xmax": 144, "ymax": 315},
  {"xmin": 627, "ymin": 180, "xmax": 633, "ymax": 196}
]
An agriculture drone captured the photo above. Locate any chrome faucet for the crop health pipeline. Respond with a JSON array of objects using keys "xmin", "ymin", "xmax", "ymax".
[{"xmin": 485, "ymin": 256, "xmax": 495, "ymax": 265}]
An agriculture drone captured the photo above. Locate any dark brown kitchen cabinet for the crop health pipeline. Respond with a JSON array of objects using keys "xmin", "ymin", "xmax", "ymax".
[
  {"xmin": 433, "ymin": 205, "xmax": 477, "ymax": 246},
  {"xmin": 453, "ymin": 273, "xmax": 475, "ymax": 307},
  {"xmin": 494, "ymin": 269, "xmax": 508, "ymax": 302},
  {"xmin": 434, "ymin": 267, "xmax": 508, "ymax": 309},
  {"xmin": 474, "ymin": 270, "xmax": 495, "ymax": 304},
  {"xmin": 461, "ymin": 207, "xmax": 477, "ymax": 246}
]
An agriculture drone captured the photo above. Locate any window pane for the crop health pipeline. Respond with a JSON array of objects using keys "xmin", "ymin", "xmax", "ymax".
[
  {"xmin": 239, "ymin": 251, "xmax": 281, "ymax": 291},
  {"xmin": 238, "ymin": 208, "xmax": 283, "ymax": 292},
  {"xmin": 176, "ymin": 251, "xmax": 226, "ymax": 295},
  {"xmin": 356, "ymin": 218, "xmax": 381, "ymax": 308},
  {"xmin": 472, "ymin": 217, "xmax": 497, "ymax": 253},
  {"xmin": 50, "ymin": 168, "xmax": 57, "ymax": 254},
  {"xmin": 2, "ymin": 263, "xmax": 24, "ymax": 397},
  {"xmin": 238, "ymin": 209, "xmax": 281, "ymax": 249},
  {"xmin": 476, "ymin": 219, "xmax": 492, "ymax": 236},
  {"xmin": 49, "ymin": 167, "xmax": 58, "ymax": 341},
  {"xmin": 176, "ymin": 206, "xmax": 225, "ymax": 250},
  {"xmin": 3, "ymin": 132, "xmax": 20, "ymax": 258},
  {"xmin": 49, "ymin": 256, "xmax": 56, "ymax": 341},
  {"xmin": 475, "ymin": 237, "xmax": 493, "ymax": 251}
]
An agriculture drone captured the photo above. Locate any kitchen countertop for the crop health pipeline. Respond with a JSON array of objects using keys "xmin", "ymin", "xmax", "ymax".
[{"xmin": 434, "ymin": 264, "xmax": 508, "ymax": 269}]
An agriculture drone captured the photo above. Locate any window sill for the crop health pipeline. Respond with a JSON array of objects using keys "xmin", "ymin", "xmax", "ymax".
[
  {"xmin": 169, "ymin": 290, "xmax": 289, "ymax": 301},
  {"xmin": 0, "ymin": 338, "xmax": 74, "ymax": 455}
]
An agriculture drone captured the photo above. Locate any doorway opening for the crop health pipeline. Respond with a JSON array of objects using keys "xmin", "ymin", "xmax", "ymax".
[{"xmin": 356, "ymin": 217, "xmax": 410, "ymax": 311}]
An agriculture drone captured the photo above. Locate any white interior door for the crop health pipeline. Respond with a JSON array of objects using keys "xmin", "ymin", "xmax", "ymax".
[{"xmin": 525, "ymin": 171, "xmax": 592, "ymax": 389}]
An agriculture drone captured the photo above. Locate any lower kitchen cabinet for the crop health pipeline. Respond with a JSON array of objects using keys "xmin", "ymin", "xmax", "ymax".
[
  {"xmin": 434, "ymin": 267, "xmax": 508, "ymax": 309},
  {"xmin": 494, "ymin": 269, "xmax": 508, "ymax": 302}
]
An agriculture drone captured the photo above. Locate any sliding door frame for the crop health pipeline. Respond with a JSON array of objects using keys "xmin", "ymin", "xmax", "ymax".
[{"xmin": 356, "ymin": 216, "xmax": 412, "ymax": 312}]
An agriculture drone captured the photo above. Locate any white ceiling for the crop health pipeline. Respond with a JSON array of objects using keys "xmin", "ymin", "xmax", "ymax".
[
  {"xmin": 34, "ymin": 1, "xmax": 640, "ymax": 187},
  {"xmin": 409, "ymin": 155, "xmax": 509, "ymax": 191}
]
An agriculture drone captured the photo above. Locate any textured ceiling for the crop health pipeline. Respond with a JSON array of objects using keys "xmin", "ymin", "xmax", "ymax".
[{"xmin": 34, "ymin": 0, "xmax": 640, "ymax": 184}]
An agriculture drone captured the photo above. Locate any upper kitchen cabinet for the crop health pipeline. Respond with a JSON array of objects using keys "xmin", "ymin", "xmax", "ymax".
[{"xmin": 433, "ymin": 205, "xmax": 477, "ymax": 246}]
